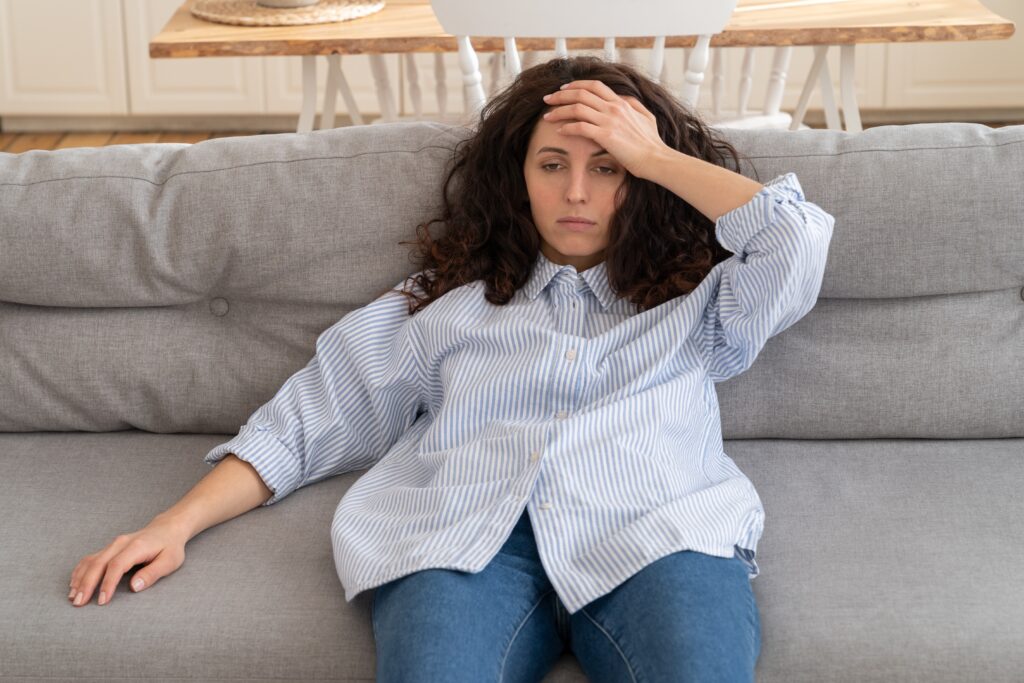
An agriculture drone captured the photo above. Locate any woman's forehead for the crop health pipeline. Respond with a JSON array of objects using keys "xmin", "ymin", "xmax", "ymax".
[{"xmin": 528, "ymin": 116, "xmax": 603, "ymax": 152}]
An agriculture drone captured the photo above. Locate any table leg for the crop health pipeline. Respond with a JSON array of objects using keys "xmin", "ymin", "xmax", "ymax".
[
  {"xmin": 322, "ymin": 54, "xmax": 339, "ymax": 129},
  {"xmin": 337, "ymin": 56, "xmax": 364, "ymax": 126},
  {"xmin": 790, "ymin": 45, "xmax": 827, "ymax": 130},
  {"xmin": 817, "ymin": 51, "xmax": 843, "ymax": 130},
  {"xmin": 297, "ymin": 55, "xmax": 317, "ymax": 133},
  {"xmin": 839, "ymin": 44, "xmax": 863, "ymax": 132}
]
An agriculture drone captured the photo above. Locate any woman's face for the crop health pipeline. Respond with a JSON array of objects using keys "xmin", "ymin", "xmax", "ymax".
[{"xmin": 523, "ymin": 111, "xmax": 627, "ymax": 272}]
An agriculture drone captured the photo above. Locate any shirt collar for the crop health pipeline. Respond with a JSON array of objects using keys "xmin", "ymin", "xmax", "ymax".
[{"xmin": 521, "ymin": 251, "xmax": 619, "ymax": 311}]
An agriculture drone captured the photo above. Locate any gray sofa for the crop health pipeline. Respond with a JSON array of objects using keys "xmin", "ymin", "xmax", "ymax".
[{"xmin": 2, "ymin": 118, "xmax": 1022, "ymax": 683}]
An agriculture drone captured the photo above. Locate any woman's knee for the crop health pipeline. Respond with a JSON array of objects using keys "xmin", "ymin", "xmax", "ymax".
[
  {"xmin": 372, "ymin": 567, "xmax": 563, "ymax": 682},
  {"xmin": 570, "ymin": 550, "xmax": 760, "ymax": 681}
]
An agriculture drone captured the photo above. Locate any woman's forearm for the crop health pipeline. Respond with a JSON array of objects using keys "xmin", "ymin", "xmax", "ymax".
[
  {"xmin": 636, "ymin": 146, "xmax": 765, "ymax": 224},
  {"xmin": 153, "ymin": 454, "xmax": 274, "ymax": 542}
]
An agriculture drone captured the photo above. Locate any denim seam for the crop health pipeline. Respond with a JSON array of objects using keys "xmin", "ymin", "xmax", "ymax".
[
  {"xmin": 370, "ymin": 589, "xmax": 379, "ymax": 642},
  {"xmin": 578, "ymin": 607, "xmax": 639, "ymax": 683},
  {"xmin": 498, "ymin": 589, "xmax": 554, "ymax": 682}
]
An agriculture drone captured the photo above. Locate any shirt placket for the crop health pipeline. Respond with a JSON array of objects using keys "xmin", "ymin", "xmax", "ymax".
[{"xmin": 537, "ymin": 272, "xmax": 587, "ymax": 514}]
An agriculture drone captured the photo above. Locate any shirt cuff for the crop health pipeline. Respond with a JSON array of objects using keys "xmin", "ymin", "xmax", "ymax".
[
  {"xmin": 203, "ymin": 423, "xmax": 304, "ymax": 507},
  {"xmin": 714, "ymin": 171, "xmax": 806, "ymax": 256}
]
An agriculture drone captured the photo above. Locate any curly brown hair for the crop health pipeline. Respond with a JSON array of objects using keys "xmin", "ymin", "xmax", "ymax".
[{"xmin": 397, "ymin": 54, "xmax": 759, "ymax": 315}]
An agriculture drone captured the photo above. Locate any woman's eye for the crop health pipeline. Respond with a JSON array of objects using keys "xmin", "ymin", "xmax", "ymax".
[{"xmin": 540, "ymin": 163, "xmax": 617, "ymax": 174}]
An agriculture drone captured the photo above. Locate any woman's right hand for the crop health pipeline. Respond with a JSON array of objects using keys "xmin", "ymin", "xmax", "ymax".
[{"xmin": 68, "ymin": 515, "xmax": 189, "ymax": 607}]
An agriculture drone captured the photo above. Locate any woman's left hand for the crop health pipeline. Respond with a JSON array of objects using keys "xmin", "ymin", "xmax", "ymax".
[{"xmin": 541, "ymin": 79, "xmax": 672, "ymax": 180}]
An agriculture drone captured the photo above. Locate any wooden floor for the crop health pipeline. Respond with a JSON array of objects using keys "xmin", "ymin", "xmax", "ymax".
[
  {"xmin": 1, "ymin": 120, "xmax": 1022, "ymax": 153},
  {"xmin": 0, "ymin": 130, "xmax": 265, "ymax": 154}
]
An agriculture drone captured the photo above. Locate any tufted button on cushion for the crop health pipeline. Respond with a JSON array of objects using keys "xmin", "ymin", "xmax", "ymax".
[{"xmin": 209, "ymin": 297, "xmax": 230, "ymax": 316}]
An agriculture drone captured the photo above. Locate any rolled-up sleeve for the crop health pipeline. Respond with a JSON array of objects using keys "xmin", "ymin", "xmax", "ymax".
[
  {"xmin": 699, "ymin": 172, "xmax": 834, "ymax": 383},
  {"xmin": 203, "ymin": 275, "xmax": 426, "ymax": 506}
]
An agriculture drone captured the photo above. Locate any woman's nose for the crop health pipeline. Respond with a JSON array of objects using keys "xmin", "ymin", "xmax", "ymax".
[{"xmin": 565, "ymin": 172, "xmax": 589, "ymax": 202}]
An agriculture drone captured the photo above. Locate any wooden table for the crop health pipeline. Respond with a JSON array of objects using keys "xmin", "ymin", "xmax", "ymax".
[{"xmin": 150, "ymin": 0, "xmax": 1015, "ymax": 133}]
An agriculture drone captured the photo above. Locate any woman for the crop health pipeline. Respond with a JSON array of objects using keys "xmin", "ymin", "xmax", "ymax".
[{"xmin": 68, "ymin": 56, "xmax": 834, "ymax": 682}]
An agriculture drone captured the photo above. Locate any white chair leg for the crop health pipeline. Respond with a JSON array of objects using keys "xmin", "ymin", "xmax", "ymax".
[
  {"xmin": 405, "ymin": 53, "xmax": 423, "ymax": 119},
  {"xmin": 711, "ymin": 48, "xmax": 725, "ymax": 119},
  {"xmin": 505, "ymin": 37, "xmax": 522, "ymax": 78},
  {"xmin": 434, "ymin": 53, "xmax": 448, "ymax": 119},
  {"xmin": 297, "ymin": 55, "xmax": 317, "ymax": 133},
  {"xmin": 555, "ymin": 38, "xmax": 568, "ymax": 57},
  {"xmin": 369, "ymin": 54, "xmax": 398, "ymax": 122},
  {"xmin": 738, "ymin": 47, "xmax": 755, "ymax": 117},
  {"xmin": 648, "ymin": 36, "xmax": 666, "ymax": 83},
  {"xmin": 682, "ymin": 34, "xmax": 710, "ymax": 110},
  {"xmin": 839, "ymin": 44, "xmax": 863, "ymax": 132},
  {"xmin": 603, "ymin": 37, "xmax": 616, "ymax": 63},
  {"xmin": 456, "ymin": 35, "xmax": 486, "ymax": 120},
  {"xmin": 763, "ymin": 46, "xmax": 792, "ymax": 116}
]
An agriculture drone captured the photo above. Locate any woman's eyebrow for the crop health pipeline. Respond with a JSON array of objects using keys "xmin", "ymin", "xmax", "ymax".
[{"xmin": 536, "ymin": 146, "xmax": 610, "ymax": 157}]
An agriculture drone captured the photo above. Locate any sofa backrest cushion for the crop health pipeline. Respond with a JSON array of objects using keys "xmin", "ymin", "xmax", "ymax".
[{"xmin": 1, "ymin": 121, "xmax": 1021, "ymax": 438}]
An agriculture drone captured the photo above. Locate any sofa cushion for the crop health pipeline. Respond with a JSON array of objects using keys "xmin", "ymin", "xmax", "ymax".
[
  {"xmin": 1, "ymin": 122, "xmax": 1022, "ymax": 438},
  {"xmin": 3, "ymin": 431, "xmax": 1023, "ymax": 680}
]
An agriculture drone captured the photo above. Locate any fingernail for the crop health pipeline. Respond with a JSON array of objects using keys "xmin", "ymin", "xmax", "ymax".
[
  {"xmin": 132, "ymin": 578, "xmax": 145, "ymax": 591},
  {"xmin": 74, "ymin": 592, "xmax": 83, "ymax": 606},
  {"xmin": 543, "ymin": 93, "xmax": 552, "ymax": 100},
  {"xmin": 559, "ymin": 83, "xmax": 568, "ymax": 89},
  {"xmin": 99, "ymin": 591, "xmax": 107, "ymax": 606},
  {"xmin": 68, "ymin": 588, "xmax": 76, "ymax": 599}
]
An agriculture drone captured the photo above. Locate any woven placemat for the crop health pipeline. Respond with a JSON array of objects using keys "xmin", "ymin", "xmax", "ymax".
[{"xmin": 191, "ymin": 0, "xmax": 385, "ymax": 27}]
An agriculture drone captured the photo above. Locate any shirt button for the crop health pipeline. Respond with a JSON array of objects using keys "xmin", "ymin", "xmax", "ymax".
[
  {"xmin": 540, "ymin": 501, "xmax": 553, "ymax": 510},
  {"xmin": 530, "ymin": 451, "xmax": 540, "ymax": 462},
  {"xmin": 555, "ymin": 410, "xmax": 568, "ymax": 419},
  {"xmin": 565, "ymin": 348, "xmax": 577, "ymax": 361}
]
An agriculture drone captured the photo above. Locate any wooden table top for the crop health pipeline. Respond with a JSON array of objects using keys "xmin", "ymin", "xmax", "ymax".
[{"xmin": 150, "ymin": 0, "xmax": 1015, "ymax": 58}]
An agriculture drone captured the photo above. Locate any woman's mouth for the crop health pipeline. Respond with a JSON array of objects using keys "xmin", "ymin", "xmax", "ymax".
[{"xmin": 558, "ymin": 217, "xmax": 596, "ymax": 231}]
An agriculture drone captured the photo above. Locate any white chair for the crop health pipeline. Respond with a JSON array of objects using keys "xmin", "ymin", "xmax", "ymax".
[
  {"xmin": 319, "ymin": 0, "xmax": 812, "ymax": 131},
  {"xmin": 427, "ymin": 0, "xmax": 738, "ymax": 128}
]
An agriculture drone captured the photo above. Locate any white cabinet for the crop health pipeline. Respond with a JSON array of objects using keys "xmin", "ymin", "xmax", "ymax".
[
  {"xmin": 885, "ymin": 0, "xmax": 1024, "ymax": 109},
  {"xmin": 0, "ymin": 0, "xmax": 390, "ymax": 120},
  {"xmin": 123, "ymin": 0, "xmax": 387, "ymax": 117},
  {"xmin": 0, "ymin": 0, "xmax": 127, "ymax": 115},
  {"xmin": 122, "ymin": 0, "xmax": 262, "ymax": 115}
]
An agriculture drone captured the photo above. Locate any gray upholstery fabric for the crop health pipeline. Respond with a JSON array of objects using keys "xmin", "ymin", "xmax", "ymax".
[
  {"xmin": 1, "ymin": 120, "xmax": 1022, "ymax": 681},
  {"xmin": 2, "ymin": 122, "xmax": 1022, "ymax": 438}
]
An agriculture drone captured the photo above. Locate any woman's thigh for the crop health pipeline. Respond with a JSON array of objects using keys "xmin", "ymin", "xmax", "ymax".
[
  {"xmin": 371, "ymin": 514, "xmax": 568, "ymax": 682},
  {"xmin": 569, "ymin": 549, "xmax": 761, "ymax": 683}
]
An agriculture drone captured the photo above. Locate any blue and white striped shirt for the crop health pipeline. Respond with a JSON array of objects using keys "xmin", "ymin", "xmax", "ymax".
[{"xmin": 204, "ymin": 171, "xmax": 834, "ymax": 615}]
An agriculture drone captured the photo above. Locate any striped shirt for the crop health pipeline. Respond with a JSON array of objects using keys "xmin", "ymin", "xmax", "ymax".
[{"xmin": 204, "ymin": 171, "xmax": 834, "ymax": 615}]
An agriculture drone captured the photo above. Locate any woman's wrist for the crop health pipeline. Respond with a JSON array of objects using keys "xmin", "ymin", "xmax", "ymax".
[
  {"xmin": 637, "ymin": 146, "xmax": 765, "ymax": 223},
  {"xmin": 151, "ymin": 509, "xmax": 196, "ymax": 543}
]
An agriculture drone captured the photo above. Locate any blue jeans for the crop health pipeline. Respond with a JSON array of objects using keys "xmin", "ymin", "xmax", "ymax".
[{"xmin": 372, "ymin": 507, "xmax": 762, "ymax": 682}]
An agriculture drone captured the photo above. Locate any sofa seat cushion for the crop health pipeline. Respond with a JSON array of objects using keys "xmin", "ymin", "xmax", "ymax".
[{"xmin": 2, "ymin": 431, "xmax": 1023, "ymax": 681}]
